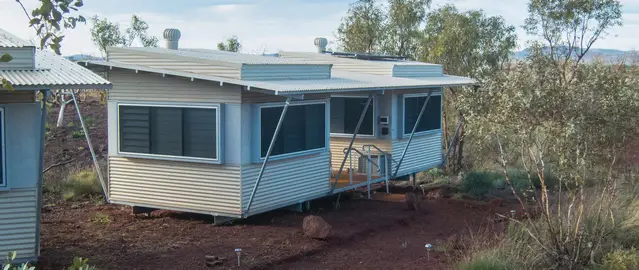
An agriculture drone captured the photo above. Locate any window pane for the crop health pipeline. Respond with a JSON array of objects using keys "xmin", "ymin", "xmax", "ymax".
[
  {"xmin": 151, "ymin": 107, "xmax": 183, "ymax": 156},
  {"xmin": 404, "ymin": 95, "xmax": 442, "ymax": 134},
  {"xmin": 330, "ymin": 97, "xmax": 373, "ymax": 135},
  {"xmin": 183, "ymin": 108, "xmax": 217, "ymax": 159},
  {"xmin": 261, "ymin": 103, "xmax": 326, "ymax": 158},
  {"xmin": 120, "ymin": 106, "xmax": 151, "ymax": 153}
]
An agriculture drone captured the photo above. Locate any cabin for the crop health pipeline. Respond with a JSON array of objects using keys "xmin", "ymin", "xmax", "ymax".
[
  {"xmin": 82, "ymin": 29, "xmax": 474, "ymax": 223},
  {"xmin": 0, "ymin": 29, "xmax": 111, "ymax": 262}
]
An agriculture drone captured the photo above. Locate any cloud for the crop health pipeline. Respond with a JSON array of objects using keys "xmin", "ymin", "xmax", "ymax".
[{"xmin": 0, "ymin": 0, "xmax": 636, "ymax": 56}]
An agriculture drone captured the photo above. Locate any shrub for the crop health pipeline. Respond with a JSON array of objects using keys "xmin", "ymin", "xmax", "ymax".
[
  {"xmin": 64, "ymin": 169, "xmax": 102, "ymax": 200},
  {"xmin": 457, "ymin": 255, "xmax": 511, "ymax": 270},
  {"xmin": 91, "ymin": 212, "xmax": 112, "ymax": 225},
  {"xmin": 71, "ymin": 129, "xmax": 85, "ymax": 139},
  {"xmin": 461, "ymin": 171, "xmax": 501, "ymax": 198},
  {"xmin": 599, "ymin": 249, "xmax": 639, "ymax": 270}
]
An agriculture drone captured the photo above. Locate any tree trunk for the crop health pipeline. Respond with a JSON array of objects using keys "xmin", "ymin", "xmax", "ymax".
[
  {"xmin": 455, "ymin": 112, "xmax": 465, "ymax": 174},
  {"xmin": 56, "ymin": 95, "xmax": 72, "ymax": 128}
]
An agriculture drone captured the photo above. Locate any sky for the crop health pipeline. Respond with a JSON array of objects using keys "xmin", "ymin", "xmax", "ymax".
[{"xmin": 1, "ymin": 0, "xmax": 638, "ymax": 56}]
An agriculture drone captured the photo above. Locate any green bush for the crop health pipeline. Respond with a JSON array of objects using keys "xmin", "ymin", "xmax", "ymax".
[
  {"xmin": 64, "ymin": 169, "xmax": 102, "ymax": 200},
  {"xmin": 600, "ymin": 249, "xmax": 639, "ymax": 270},
  {"xmin": 3, "ymin": 251, "xmax": 94, "ymax": 270},
  {"xmin": 461, "ymin": 171, "xmax": 501, "ymax": 198}
]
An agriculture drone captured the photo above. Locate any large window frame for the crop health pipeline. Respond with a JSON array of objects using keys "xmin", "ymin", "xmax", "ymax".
[
  {"xmin": 256, "ymin": 99, "xmax": 329, "ymax": 162},
  {"xmin": 401, "ymin": 92, "xmax": 442, "ymax": 138},
  {"xmin": 329, "ymin": 95, "xmax": 376, "ymax": 138},
  {"xmin": 116, "ymin": 102, "xmax": 222, "ymax": 164},
  {"xmin": 0, "ymin": 107, "xmax": 5, "ymax": 188}
]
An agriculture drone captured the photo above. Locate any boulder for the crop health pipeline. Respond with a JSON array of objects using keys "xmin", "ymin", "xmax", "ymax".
[{"xmin": 302, "ymin": 215, "xmax": 331, "ymax": 239}]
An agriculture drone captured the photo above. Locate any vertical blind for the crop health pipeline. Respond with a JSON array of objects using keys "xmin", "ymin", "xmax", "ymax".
[
  {"xmin": 330, "ymin": 97, "xmax": 374, "ymax": 135},
  {"xmin": 261, "ymin": 103, "xmax": 326, "ymax": 157},
  {"xmin": 403, "ymin": 95, "xmax": 441, "ymax": 135},
  {"xmin": 119, "ymin": 105, "xmax": 218, "ymax": 159}
]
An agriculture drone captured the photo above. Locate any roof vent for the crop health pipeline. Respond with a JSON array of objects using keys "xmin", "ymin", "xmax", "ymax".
[
  {"xmin": 314, "ymin": 37, "xmax": 328, "ymax": 53},
  {"xmin": 163, "ymin": 28, "xmax": 181, "ymax": 50}
]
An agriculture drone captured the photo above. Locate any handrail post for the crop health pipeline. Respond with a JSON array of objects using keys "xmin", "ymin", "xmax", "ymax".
[
  {"xmin": 330, "ymin": 93, "xmax": 373, "ymax": 192},
  {"xmin": 245, "ymin": 97, "xmax": 291, "ymax": 216},
  {"xmin": 393, "ymin": 91, "xmax": 433, "ymax": 178}
]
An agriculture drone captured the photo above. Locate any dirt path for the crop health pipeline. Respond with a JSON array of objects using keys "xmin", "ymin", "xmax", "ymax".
[{"xmin": 38, "ymin": 196, "xmax": 507, "ymax": 270}]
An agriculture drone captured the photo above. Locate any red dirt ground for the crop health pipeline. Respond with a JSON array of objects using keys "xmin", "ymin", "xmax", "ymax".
[{"xmin": 37, "ymin": 194, "xmax": 511, "ymax": 270}]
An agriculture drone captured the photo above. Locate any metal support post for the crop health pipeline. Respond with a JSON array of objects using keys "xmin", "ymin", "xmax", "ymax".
[
  {"xmin": 330, "ymin": 93, "xmax": 373, "ymax": 192},
  {"xmin": 70, "ymin": 92, "xmax": 108, "ymax": 201},
  {"xmin": 393, "ymin": 91, "xmax": 433, "ymax": 178},
  {"xmin": 245, "ymin": 97, "xmax": 292, "ymax": 216}
]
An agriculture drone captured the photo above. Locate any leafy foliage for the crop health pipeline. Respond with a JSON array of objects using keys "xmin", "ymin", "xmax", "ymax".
[
  {"xmin": 336, "ymin": 0, "xmax": 385, "ymax": 53},
  {"xmin": 17, "ymin": 0, "xmax": 86, "ymax": 54},
  {"xmin": 217, "ymin": 36, "xmax": 242, "ymax": 52},
  {"xmin": 382, "ymin": 0, "xmax": 430, "ymax": 59},
  {"xmin": 420, "ymin": 5, "xmax": 517, "ymax": 81},
  {"xmin": 90, "ymin": 14, "xmax": 158, "ymax": 55}
]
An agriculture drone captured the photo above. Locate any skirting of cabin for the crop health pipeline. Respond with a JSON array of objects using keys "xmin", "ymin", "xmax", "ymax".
[
  {"xmin": 392, "ymin": 133, "xmax": 442, "ymax": 177},
  {"xmin": 0, "ymin": 187, "xmax": 38, "ymax": 261}
]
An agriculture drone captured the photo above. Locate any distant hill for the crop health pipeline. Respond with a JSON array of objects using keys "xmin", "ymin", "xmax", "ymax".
[{"xmin": 514, "ymin": 48, "xmax": 634, "ymax": 63}]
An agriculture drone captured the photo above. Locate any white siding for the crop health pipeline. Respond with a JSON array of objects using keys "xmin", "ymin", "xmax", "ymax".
[
  {"xmin": 241, "ymin": 152, "xmax": 330, "ymax": 216},
  {"xmin": 391, "ymin": 133, "xmax": 442, "ymax": 177},
  {"xmin": 241, "ymin": 64, "xmax": 331, "ymax": 80},
  {"xmin": 0, "ymin": 48, "xmax": 34, "ymax": 70},
  {"xmin": 107, "ymin": 70, "xmax": 242, "ymax": 103},
  {"xmin": 108, "ymin": 156, "xmax": 242, "ymax": 216},
  {"xmin": 0, "ymin": 188, "xmax": 37, "ymax": 261},
  {"xmin": 393, "ymin": 65, "xmax": 444, "ymax": 78},
  {"xmin": 107, "ymin": 50, "xmax": 240, "ymax": 79}
]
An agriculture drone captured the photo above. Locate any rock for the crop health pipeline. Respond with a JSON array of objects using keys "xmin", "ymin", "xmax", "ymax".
[
  {"xmin": 302, "ymin": 215, "xmax": 331, "ymax": 239},
  {"xmin": 405, "ymin": 192, "xmax": 421, "ymax": 210},
  {"xmin": 205, "ymin": 260, "xmax": 223, "ymax": 267}
]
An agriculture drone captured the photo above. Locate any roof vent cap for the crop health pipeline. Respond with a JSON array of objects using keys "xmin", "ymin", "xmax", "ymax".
[
  {"xmin": 163, "ymin": 28, "xmax": 181, "ymax": 50},
  {"xmin": 314, "ymin": 37, "xmax": 328, "ymax": 53}
]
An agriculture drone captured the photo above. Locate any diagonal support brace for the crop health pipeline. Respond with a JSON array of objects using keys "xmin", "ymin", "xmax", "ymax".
[
  {"xmin": 393, "ymin": 91, "xmax": 433, "ymax": 178},
  {"xmin": 330, "ymin": 93, "xmax": 373, "ymax": 192},
  {"xmin": 245, "ymin": 97, "xmax": 292, "ymax": 216}
]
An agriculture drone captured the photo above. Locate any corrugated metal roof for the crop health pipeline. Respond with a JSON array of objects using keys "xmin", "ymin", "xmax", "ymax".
[
  {"xmin": 117, "ymin": 47, "xmax": 317, "ymax": 65},
  {"xmin": 83, "ymin": 60, "xmax": 474, "ymax": 95},
  {"xmin": 279, "ymin": 51, "xmax": 441, "ymax": 67},
  {"xmin": 0, "ymin": 28, "xmax": 33, "ymax": 48},
  {"xmin": 1, "ymin": 50, "xmax": 111, "ymax": 89}
]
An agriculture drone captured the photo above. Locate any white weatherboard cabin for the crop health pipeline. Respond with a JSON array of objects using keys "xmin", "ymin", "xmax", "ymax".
[
  {"xmin": 0, "ymin": 29, "xmax": 111, "ymax": 262},
  {"xmin": 83, "ymin": 29, "xmax": 474, "ymax": 223}
]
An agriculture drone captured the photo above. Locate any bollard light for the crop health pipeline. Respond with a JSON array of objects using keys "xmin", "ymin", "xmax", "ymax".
[
  {"xmin": 235, "ymin": 248, "xmax": 242, "ymax": 266},
  {"xmin": 425, "ymin": 243, "xmax": 432, "ymax": 261}
]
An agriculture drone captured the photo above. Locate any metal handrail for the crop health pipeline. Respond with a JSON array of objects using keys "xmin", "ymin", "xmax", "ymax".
[
  {"xmin": 343, "ymin": 147, "xmax": 380, "ymax": 169},
  {"xmin": 361, "ymin": 144, "xmax": 398, "ymax": 164}
]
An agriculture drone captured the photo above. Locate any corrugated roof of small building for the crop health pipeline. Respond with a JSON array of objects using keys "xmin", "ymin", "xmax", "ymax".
[
  {"xmin": 121, "ymin": 47, "xmax": 317, "ymax": 66},
  {"xmin": 1, "ymin": 50, "xmax": 112, "ymax": 89},
  {"xmin": 0, "ymin": 29, "xmax": 33, "ymax": 48}
]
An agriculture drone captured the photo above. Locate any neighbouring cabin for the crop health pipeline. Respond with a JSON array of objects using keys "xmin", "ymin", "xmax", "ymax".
[
  {"xmin": 84, "ymin": 29, "xmax": 474, "ymax": 222},
  {"xmin": 0, "ymin": 29, "xmax": 111, "ymax": 263}
]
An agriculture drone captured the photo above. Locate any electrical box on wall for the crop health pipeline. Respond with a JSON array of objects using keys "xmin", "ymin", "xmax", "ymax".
[{"xmin": 379, "ymin": 116, "xmax": 389, "ymax": 135}]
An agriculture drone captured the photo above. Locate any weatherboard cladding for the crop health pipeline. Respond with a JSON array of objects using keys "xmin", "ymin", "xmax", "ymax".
[
  {"xmin": 391, "ymin": 133, "xmax": 442, "ymax": 177},
  {"xmin": 241, "ymin": 152, "xmax": 330, "ymax": 216},
  {"xmin": 240, "ymin": 64, "xmax": 331, "ymax": 81},
  {"xmin": 108, "ymin": 156, "xmax": 243, "ymax": 215},
  {"xmin": 329, "ymin": 137, "xmax": 392, "ymax": 172},
  {"xmin": 107, "ymin": 70, "xmax": 242, "ymax": 103},
  {"xmin": 0, "ymin": 187, "xmax": 38, "ymax": 261},
  {"xmin": 0, "ymin": 47, "xmax": 35, "ymax": 70},
  {"xmin": 392, "ymin": 64, "xmax": 444, "ymax": 78}
]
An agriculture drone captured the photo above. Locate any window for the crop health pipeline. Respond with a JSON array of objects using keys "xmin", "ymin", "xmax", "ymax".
[
  {"xmin": 0, "ymin": 107, "xmax": 5, "ymax": 188},
  {"xmin": 118, "ymin": 104, "xmax": 219, "ymax": 161},
  {"xmin": 260, "ymin": 103, "xmax": 326, "ymax": 158},
  {"xmin": 330, "ymin": 97, "xmax": 374, "ymax": 136},
  {"xmin": 403, "ymin": 93, "xmax": 441, "ymax": 135}
]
